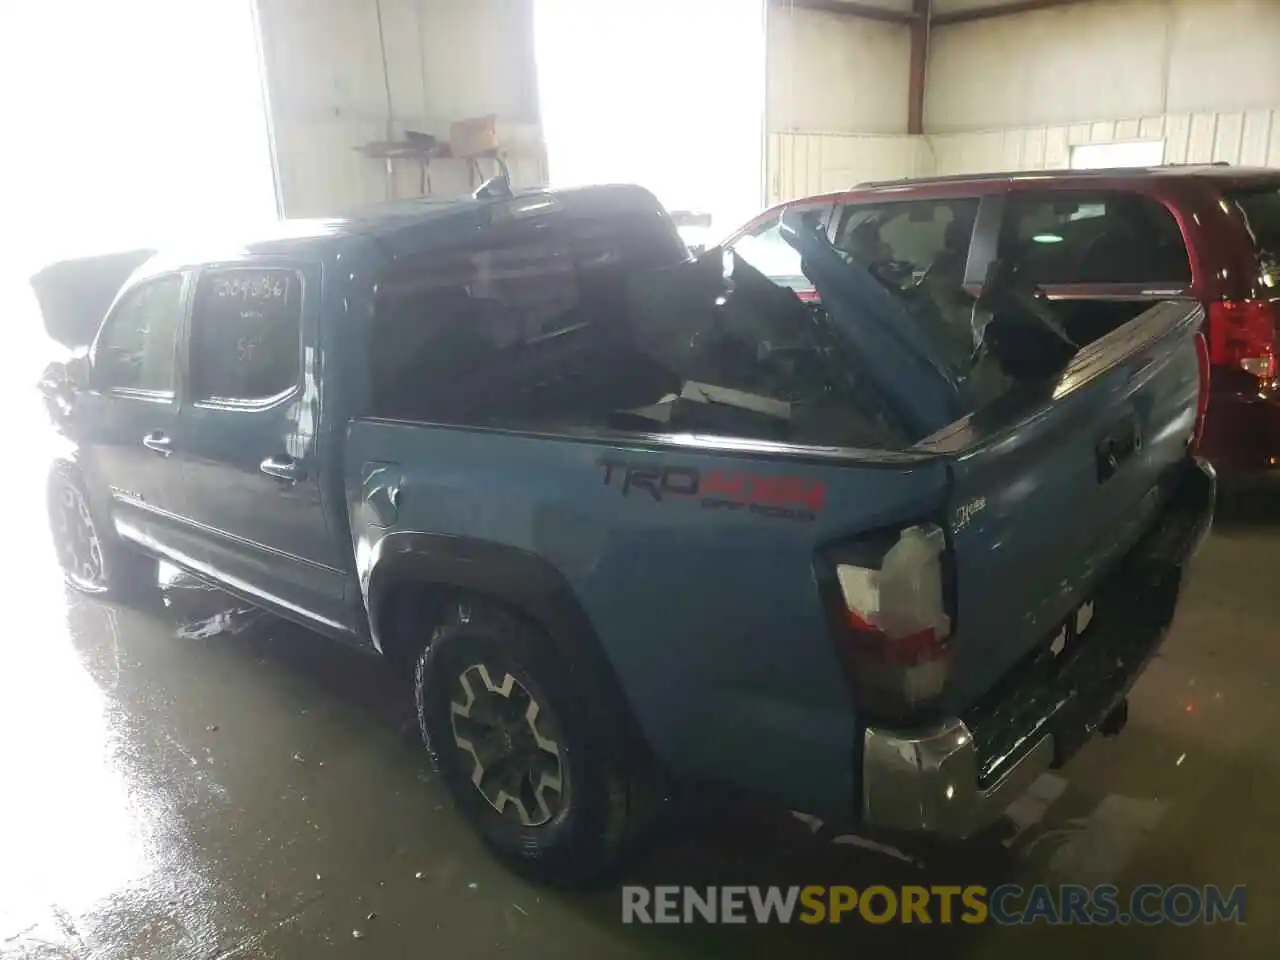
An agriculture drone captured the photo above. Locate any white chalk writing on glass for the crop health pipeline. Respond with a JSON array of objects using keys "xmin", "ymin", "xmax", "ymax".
[{"xmin": 212, "ymin": 274, "xmax": 289, "ymax": 301}]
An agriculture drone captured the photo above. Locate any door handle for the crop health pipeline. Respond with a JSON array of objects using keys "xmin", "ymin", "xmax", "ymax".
[
  {"xmin": 260, "ymin": 455, "xmax": 306, "ymax": 484},
  {"xmin": 142, "ymin": 432, "xmax": 172, "ymax": 456}
]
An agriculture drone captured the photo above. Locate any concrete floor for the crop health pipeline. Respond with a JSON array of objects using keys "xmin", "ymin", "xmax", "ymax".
[{"xmin": 3, "ymin": 389, "xmax": 1279, "ymax": 957}]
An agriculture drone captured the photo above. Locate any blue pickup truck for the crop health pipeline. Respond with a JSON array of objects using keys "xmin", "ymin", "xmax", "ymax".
[{"xmin": 36, "ymin": 183, "xmax": 1214, "ymax": 883}]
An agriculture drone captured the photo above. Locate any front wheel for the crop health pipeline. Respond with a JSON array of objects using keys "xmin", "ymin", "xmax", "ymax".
[
  {"xmin": 414, "ymin": 604, "xmax": 644, "ymax": 885},
  {"xmin": 47, "ymin": 465, "xmax": 158, "ymax": 603}
]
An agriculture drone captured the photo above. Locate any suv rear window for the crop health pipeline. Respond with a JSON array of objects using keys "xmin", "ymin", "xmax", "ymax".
[
  {"xmin": 1230, "ymin": 184, "xmax": 1280, "ymax": 259},
  {"xmin": 1001, "ymin": 193, "xmax": 1191, "ymax": 285}
]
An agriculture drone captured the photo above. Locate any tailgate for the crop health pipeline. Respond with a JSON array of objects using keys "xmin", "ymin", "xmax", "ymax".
[{"xmin": 925, "ymin": 300, "xmax": 1205, "ymax": 710}]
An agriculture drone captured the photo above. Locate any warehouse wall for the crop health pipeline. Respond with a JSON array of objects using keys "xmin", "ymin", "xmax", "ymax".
[
  {"xmin": 926, "ymin": 109, "xmax": 1280, "ymax": 175},
  {"xmin": 925, "ymin": 0, "xmax": 1280, "ymax": 174},
  {"xmin": 927, "ymin": 0, "xmax": 1280, "ymax": 133},
  {"xmin": 767, "ymin": 4, "xmax": 911, "ymax": 135},
  {"xmin": 767, "ymin": 132, "xmax": 930, "ymax": 203},
  {"xmin": 256, "ymin": 0, "xmax": 544, "ymax": 216},
  {"xmin": 765, "ymin": 1, "xmax": 916, "ymax": 202}
]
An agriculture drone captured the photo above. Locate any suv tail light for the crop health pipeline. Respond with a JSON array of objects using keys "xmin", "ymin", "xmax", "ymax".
[
  {"xmin": 830, "ymin": 524, "xmax": 952, "ymax": 719},
  {"xmin": 1207, "ymin": 300, "xmax": 1277, "ymax": 379},
  {"xmin": 1193, "ymin": 331, "xmax": 1211, "ymax": 450}
]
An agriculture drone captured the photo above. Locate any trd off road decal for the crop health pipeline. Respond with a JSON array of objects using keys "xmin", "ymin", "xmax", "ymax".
[{"xmin": 596, "ymin": 458, "xmax": 825, "ymax": 522}]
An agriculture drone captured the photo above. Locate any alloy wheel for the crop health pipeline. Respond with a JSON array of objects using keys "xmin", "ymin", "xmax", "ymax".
[
  {"xmin": 51, "ymin": 483, "xmax": 106, "ymax": 591},
  {"xmin": 449, "ymin": 663, "xmax": 567, "ymax": 827}
]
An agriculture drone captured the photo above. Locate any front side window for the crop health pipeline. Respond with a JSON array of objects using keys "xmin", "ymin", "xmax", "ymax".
[
  {"xmin": 1000, "ymin": 192, "xmax": 1191, "ymax": 285},
  {"xmin": 95, "ymin": 274, "xmax": 184, "ymax": 394},
  {"xmin": 731, "ymin": 215, "xmax": 807, "ymax": 290},
  {"xmin": 727, "ymin": 205, "xmax": 830, "ymax": 292},
  {"xmin": 189, "ymin": 268, "xmax": 302, "ymax": 403}
]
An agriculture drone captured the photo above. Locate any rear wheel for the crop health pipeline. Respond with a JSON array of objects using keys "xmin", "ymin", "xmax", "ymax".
[
  {"xmin": 414, "ymin": 602, "xmax": 645, "ymax": 885},
  {"xmin": 47, "ymin": 465, "xmax": 158, "ymax": 603}
]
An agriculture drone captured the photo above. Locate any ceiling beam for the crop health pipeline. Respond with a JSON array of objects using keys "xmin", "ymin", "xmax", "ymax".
[
  {"xmin": 768, "ymin": 0, "xmax": 918, "ymax": 26},
  {"xmin": 907, "ymin": 0, "xmax": 931, "ymax": 134},
  {"xmin": 932, "ymin": 0, "xmax": 1094, "ymax": 27}
]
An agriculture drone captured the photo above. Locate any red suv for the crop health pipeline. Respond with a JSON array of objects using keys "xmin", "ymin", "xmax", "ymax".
[{"xmin": 722, "ymin": 165, "xmax": 1280, "ymax": 485}]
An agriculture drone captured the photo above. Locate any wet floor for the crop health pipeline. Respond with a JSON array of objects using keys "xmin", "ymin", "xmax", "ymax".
[{"xmin": 4, "ymin": 387, "xmax": 1280, "ymax": 957}]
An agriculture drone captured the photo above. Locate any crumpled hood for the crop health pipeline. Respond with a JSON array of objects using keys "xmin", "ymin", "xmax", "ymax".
[{"xmin": 28, "ymin": 248, "xmax": 155, "ymax": 349}]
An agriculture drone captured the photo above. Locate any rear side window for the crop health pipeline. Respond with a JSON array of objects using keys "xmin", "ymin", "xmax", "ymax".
[
  {"xmin": 1001, "ymin": 192, "xmax": 1190, "ymax": 285},
  {"xmin": 189, "ymin": 268, "xmax": 303, "ymax": 403}
]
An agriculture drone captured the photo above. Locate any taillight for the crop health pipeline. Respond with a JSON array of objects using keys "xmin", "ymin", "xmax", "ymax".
[
  {"xmin": 1193, "ymin": 331, "xmax": 1211, "ymax": 450},
  {"xmin": 831, "ymin": 524, "xmax": 952, "ymax": 719},
  {"xmin": 1207, "ymin": 300, "xmax": 1277, "ymax": 379}
]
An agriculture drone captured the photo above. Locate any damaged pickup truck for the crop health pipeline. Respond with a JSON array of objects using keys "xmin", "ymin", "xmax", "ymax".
[{"xmin": 35, "ymin": 184, "xmax": 1213, "ymax": 883}]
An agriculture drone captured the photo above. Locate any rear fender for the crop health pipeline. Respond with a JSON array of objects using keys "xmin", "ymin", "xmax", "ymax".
[{"xmin": 364, "ymin": 531, "xmax": 649, "ymax": 752}]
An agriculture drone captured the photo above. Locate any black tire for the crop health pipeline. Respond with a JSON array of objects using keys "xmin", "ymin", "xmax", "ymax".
[
  {"xmin": 47, "ymin": 464, "xmax": 159, "ymax": 605},
  {"xmin": 414, "ymin": 602, "xmax": 643, "ymax": 885}
]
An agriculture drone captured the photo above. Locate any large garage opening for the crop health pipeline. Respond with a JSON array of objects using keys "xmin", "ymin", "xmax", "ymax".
[
  {"xmin": 534, "ymin": 0, "xmax": 766, "ymax": 238},
  {"xmin": 7, "ymin": 0, "xmax": 277, "ymax": 271},
  {"xmin": 6, "ymin": 0, "xmax": 277, "ymax": 383}
]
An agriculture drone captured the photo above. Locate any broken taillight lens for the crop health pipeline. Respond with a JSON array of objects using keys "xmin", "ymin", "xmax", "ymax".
[{"xmin": 830, "ymin": 524, "xmax": 953, "ymax": 720}]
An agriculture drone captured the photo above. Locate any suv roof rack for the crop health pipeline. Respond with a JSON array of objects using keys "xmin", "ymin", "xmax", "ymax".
[{"xmin": 852, "ymin": 161, "xmax": 1233, "ymax": 189}]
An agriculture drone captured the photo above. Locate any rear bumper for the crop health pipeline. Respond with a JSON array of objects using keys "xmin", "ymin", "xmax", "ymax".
[
  {"xmin": 861, "ymin": 714, "xmax": 1055, "ymax": 840},
  {"xmin": 1199, "ymin": 383, "xmax": 1280, "ymax": 481},
  {"xmin": 859, "ymin": 456, "xmax": 1215, "ymax": 840}
]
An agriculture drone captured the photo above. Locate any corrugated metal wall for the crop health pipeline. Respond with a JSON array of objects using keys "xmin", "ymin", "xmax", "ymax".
[
  {"xmin": 765, "ymin": 2, "xmax": 915, "ymax": 203},
  {"xmin": 767, "ymin": 133, "xmax": 929, "ymax": 203},
  {"xmin": 927, "ymin": 109, "xmax": 1280, "ymax": 175},
  {"xmin": 774, "ymin": 108, "xmax": 1280, "ymax": 203},
  {"xmin": 768, "ymin": 0, "xmax": 1280, "ymax": 202}
]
